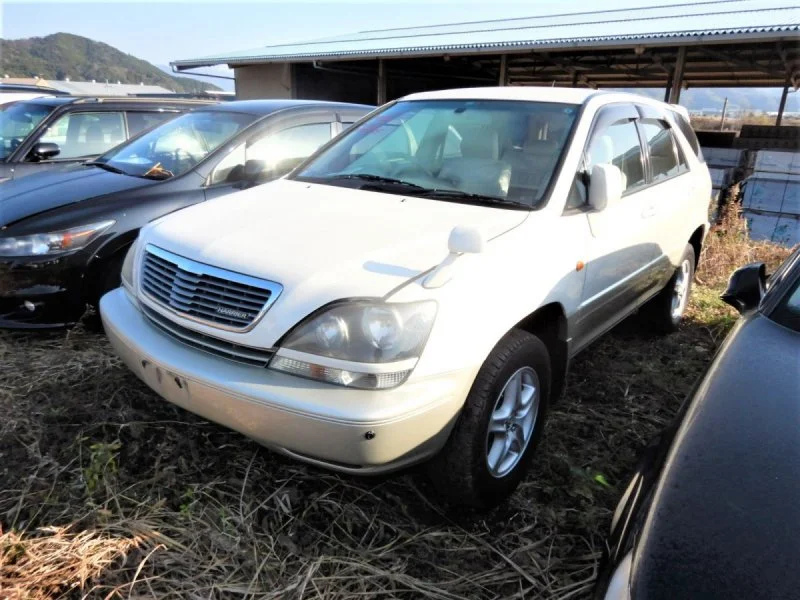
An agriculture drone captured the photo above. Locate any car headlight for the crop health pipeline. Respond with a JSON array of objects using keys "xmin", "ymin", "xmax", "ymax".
[
  {"xmin": 120, "ymin": 239, "xmax": 138, "ymax": 292},
  {"xmin": 269, "ymin": 299, "xmax": 437, "ymax": 389},
  {"xmin": 0, "ymin": 220, "xmax": 114, "ymax": 257}
]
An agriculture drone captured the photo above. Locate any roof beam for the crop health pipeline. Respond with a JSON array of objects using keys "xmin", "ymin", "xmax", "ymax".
[
  {"xmin": 535, "ymin": 53, "xmax": 597, "ymax": 89},
  {"xmin": 700, "ymin": 47, "xmax": 784, "ymax": 79}
]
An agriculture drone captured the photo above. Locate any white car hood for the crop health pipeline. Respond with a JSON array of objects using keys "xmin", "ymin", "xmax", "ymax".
[{"xmin": 141, "ymin": 179, "xmax": 527, "ymax": 342}]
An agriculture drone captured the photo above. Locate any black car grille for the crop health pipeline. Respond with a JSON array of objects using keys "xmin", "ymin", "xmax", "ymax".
[
  {"xmin": 142, "ymin": 304, "xmax": 275, "ymax": 367},
  {"xmin": 140, "ymin": 245, "xmax": 281, "ymax": 331}
]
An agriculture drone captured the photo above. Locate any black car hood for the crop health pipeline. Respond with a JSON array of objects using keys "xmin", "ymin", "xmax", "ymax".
[
  {"xmin": 631, "ymin": 314, "xmax": 800, "ymax": 600},
  {"xmin": 0, "ymin": 165, "xmax": 156, "ymax": 227}
]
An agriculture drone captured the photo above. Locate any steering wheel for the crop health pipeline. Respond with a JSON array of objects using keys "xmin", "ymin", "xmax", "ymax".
[{"xmin": 392, "ymin": 157, "xmax": 436, "ymax": 180}]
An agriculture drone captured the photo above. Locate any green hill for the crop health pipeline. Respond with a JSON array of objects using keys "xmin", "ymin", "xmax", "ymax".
[{"xmin": 0, "ymin": 33, "xmax": 220, "ymax": 93}]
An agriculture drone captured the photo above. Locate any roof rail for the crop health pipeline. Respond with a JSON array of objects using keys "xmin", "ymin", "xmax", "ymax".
[{"xmin": 71, "ymin": 96, "xmax": 215, "ymax": 105}]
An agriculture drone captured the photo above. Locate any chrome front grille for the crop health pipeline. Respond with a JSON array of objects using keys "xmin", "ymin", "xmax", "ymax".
[
  {"xmin": 140, "ymin": 244, "xmax": 282, "ymax": 331},
  {"xmin": 142, "ymin": 305, "xmax": 274, "ymax": 367}
]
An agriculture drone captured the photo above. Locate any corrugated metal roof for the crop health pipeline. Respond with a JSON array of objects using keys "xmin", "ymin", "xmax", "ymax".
[{"xmin": 173, "ymin": 0, "xmax": 800, "ymax": 68}]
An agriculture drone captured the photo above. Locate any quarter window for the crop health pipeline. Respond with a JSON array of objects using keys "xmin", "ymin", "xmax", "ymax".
[{"xmin": 640, "ymin": 121, "xmax": 682, "ymax": 182}]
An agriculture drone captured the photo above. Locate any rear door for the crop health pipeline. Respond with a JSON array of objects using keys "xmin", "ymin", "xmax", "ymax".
[
  {"xmin": 571, "ymin": 104, "xmax": 662, "ymax": 350},
  {"xmin": 636, "ymin": 104, "xmax": 695, "ymax": 274},
  {"xmin": 204, "ymin": 109, "xmax": 337, "ymax": 201}
]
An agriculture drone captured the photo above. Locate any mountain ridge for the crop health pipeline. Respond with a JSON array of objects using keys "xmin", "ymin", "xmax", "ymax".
[{"xmin": 0, "ymin": 33, "xmax": 221, "ymax": 93}]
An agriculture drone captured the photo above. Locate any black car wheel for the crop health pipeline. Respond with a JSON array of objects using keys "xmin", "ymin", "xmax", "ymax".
[{"xmin": 427, "ymin": 329, "xmax": 551, "ymax": 509}]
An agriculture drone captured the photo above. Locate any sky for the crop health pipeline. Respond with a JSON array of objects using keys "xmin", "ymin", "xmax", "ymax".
[
  {"xmin": 1, "ymin": 0, "xmax": 795, "ymax": 108},
  {"xmin": 1, "ymin": 0, "xmax": 650, "ymax": 86}
]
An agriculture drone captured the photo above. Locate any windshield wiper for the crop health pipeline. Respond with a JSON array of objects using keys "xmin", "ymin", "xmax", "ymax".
[
  {"xmin": 411, "ymin": 188, "xmax": 531, "ymax": 209},
  {"xmin": 85, "ymin": 161, "xmax": 129, "ymax": 176},
  {"xmin": 318, "ymin": 173, "xmax": 425, "ymax": 189}
]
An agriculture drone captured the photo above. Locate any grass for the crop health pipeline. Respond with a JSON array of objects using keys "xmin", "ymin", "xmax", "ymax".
[{"xmin": 0, "ymin": 212, "xmax": 792, "ymax": 600}]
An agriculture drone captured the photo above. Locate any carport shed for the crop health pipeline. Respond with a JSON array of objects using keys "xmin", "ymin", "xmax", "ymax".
[{"xmin": 172, "ymin": 1, "xmax": 799, "ymax": 119}]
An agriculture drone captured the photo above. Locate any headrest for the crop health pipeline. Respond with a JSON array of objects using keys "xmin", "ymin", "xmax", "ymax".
[{"xmin": 457, "ymin": 124, "xmax": 499, "ymax": 160}]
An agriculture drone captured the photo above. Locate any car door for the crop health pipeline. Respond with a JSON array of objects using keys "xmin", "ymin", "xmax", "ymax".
[
  {"xmin": 571, "ymin": 104, "xmax": 662, "ymax": 350},
  {"xmin": 204, "ymin": 111, "xmax": 337, "ymax": 201},
  {"xmin": 12, "ymin": 109, "xmax": 127, "ymax": 179},
  {"xmin": 636, "ymin": 105, "xmax": 696, "ymax": 274}
]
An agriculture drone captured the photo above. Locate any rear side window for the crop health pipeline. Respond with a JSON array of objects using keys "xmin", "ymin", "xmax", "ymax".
[
  {"xmin": 126, "ymin": 111, "xmax": 175, "ymax": 137},
  {"xmin": 640, "ymin": 121, "xmax": 683, "ymax": 182},
  {"xmin": 669, "ymin": 110, "xmax": 704, "ymax": 163}
]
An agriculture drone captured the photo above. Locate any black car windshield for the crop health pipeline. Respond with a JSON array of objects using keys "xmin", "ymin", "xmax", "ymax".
[
  {"xmin": 96, "ymin": 110, "xmax": 257, "ymax": 179},
  {"xmin": 0, "ymin": 102, "xmax": 55, "ymax": 160},
  {"xmin": 770, "ymin": 272, "xmax": 800, "ymax": 333},
  {"xmin": 293, "ymin": 99, "xmax": 579, "ymax": 208}
]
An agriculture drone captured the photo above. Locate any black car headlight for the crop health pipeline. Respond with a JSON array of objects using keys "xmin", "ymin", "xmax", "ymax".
[{"xmin": 0, "ymin": 221, "xmax": 114, "ymax": 257}]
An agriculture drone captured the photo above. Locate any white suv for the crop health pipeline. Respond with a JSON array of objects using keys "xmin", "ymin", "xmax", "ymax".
[{"xmin": 101, "ymin": 87, "xmax": 710, "ymax": 508}]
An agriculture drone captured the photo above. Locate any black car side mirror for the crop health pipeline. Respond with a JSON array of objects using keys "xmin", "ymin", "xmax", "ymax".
[
  {"xmin": 28, "ymin": 142, "xmax": 61, "ymax": 161},
  {"xmin": 721, "ymin": 262, "xmax": 766, "ymax": 314},
  {"xmin": 244, "ymin": 159, "xmax": 269, "ymax": 181}
]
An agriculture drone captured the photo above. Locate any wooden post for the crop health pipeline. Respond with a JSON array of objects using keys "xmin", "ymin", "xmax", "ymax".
[
  {"xmin": 776, "ymin": 81, "xmax": 789, "ymax": 126},
  {"xmin": 499, "ymin": 54, "xmax": 508, "ymax": 86},
  {"xmin": 377, "ymin": 59, "xmax": 387, "ymax": 105},
  {"xmin": 668, "ymin": 46, "xmax": 686, "ymax": 104}
]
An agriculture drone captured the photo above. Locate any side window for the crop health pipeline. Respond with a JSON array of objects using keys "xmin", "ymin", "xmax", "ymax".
[
  {"xmin": 640, "ymin": 120, "xmax": 681, "ymax": 182},
  {"xmin": 209, "ymin": 122, "xmax": 333, "ymax": 186},
  {"xmin": 669, "ymin": 110, "xmax": 704, "ymax": 163},
  {"xmin": 209, "ymin": 143, "xmax": 246, "ymax": 185},
  {"xmin": 126, "ymin": 111, "xmax": 176, "ymax": 137},
  {"xmin": 37, "ymin": 111, "xmax": 126, "ymax": 159},
  {"xmin": 247, "ymin": 122, "xmax": 332, "ymax": 176},
  {"xmin": 566, "ymin": 118, "xmax": 645, "ymax": 210}
]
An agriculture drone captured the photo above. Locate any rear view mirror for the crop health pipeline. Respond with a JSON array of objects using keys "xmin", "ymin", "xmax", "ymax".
[
  {"xmin": 29, "ymin": 142, "xmax": 60, "ymax": 161},
  {"xmin": 721, "ymin": 262, "xmax": 766, "ymax": 314},
  {"xmin": 588, "ymin": 163, "xmax": 624, "ymax": 211}
]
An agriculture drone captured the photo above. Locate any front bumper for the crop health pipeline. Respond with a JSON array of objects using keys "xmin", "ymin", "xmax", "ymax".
[
  {"xmin": 100, "ymin": 288, "xmax": 475, "ymax": 473},
  {"xmin": 0, "ymin": 253, "xmax": 87, "ymax": 328}
]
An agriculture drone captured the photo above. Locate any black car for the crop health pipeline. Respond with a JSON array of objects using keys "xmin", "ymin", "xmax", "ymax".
[
  {"xmin": 0, "ymin": 96, "xmax": 212, "ymax": 181},
  {"xmin": 0, "ymin": 99, "xmax": 372, "ymax": 328},
  {"xmin": 596, "ymin": 248, "xmax": 800, "ymax": 600}
]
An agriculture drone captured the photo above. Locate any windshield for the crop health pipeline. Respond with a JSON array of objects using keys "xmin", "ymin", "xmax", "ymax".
[
  {"xmin": 769, "ymin": 254, "xmax": 800, "ymax": 333},
  {"xmin": 0, "ymin": 102, "xmax": 55, "ymax": 160},
  {"xmin": 294, "ymin": 99, "xmax": 579, "ymax": 208},
  {"xmin": 95, "ymin": 110, "xmax": 257, "ymax": 179}
]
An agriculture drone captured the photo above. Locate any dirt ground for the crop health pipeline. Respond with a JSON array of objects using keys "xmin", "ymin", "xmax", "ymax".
[{"xmin": 0, "ymin": 216, "xmax": 791, "ymax": 599}]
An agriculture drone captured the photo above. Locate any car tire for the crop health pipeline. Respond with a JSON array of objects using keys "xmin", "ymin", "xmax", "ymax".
[
  {"xmin": 83, "ymin": 254, "xmax": 125, "ymax": 332},
  {"xmin": 427, "ymin": 328, "xmax": 551, "ymax": 509},
  {"xmin": 641, "ymin": 244, "xmax": 695, "ymax": 334}
]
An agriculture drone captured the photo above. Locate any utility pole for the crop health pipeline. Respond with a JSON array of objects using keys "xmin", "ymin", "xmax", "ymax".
[{"xmin": 719, "ymin": 97, "xmax": 728, "ymax": 131}]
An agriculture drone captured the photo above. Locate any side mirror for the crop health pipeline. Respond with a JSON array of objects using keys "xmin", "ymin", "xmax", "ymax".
[
  {"xmin": 243, "ymin": 159, "xmax": 268, "ymax": 181},
  {"xmin": 29, "ymin": 142, "xmax": 60, "ymax": 161},
  {"xmin": 721, "ymin": 262, "xmax": 766, "ymax": 314},
  {"xmin": 423, "ymin": 225, "xmax": 485, "ymax": 289},
  {"xmin": 588, "ymin": 163, "xmax": 624, "ymax": 211},
  {"xmin": 448, "ymin": 225, "xmax": 485, "ymax": 254}
]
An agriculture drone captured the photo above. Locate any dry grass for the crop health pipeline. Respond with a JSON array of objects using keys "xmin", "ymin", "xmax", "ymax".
[{"xmin": 0, "ymin": 214, "xmax": 792, "ymax": 599}]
